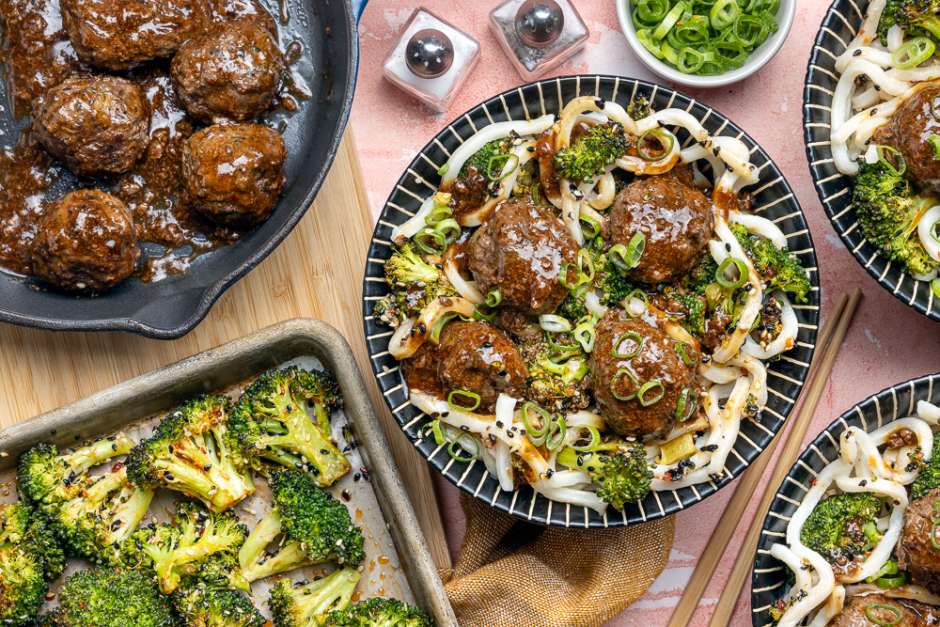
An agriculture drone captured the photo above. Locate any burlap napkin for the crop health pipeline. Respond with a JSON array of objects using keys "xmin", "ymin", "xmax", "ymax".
[{"xmin": 440, "ymin": 493, "xmax": 676, "ymax": 627}]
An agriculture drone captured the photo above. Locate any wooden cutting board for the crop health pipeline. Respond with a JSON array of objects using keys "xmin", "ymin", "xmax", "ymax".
[{"xmin": 0, "ymin": 129, "xmax": 452, "ymax": 569}]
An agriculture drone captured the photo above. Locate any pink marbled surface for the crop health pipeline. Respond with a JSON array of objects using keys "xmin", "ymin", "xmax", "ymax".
[{"xmin": 348, "ymin": 1, "xmax": 940, "ymax": 625}]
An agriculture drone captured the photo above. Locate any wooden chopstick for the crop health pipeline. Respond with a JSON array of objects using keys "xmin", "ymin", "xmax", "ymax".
[
  {"xmin": 665, "ymin": 288, "xmax": 859, "ymax": 627},
  {"xmin": 703, "ymin": 287, "xmax": 862, "ymax": 627}
]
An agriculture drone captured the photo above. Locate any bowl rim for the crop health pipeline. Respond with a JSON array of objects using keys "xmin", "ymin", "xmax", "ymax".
[
  {"xmin": 615, "ymin": 0, "xmax": 796, "ymax": 88},
  {"xmin": 361, "ymin": 73, "xmax": 820, "ymax": 528}
]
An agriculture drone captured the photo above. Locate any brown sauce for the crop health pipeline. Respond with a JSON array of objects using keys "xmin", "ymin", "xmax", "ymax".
[{"xmin": 0, "ymin": 0, "xmax": 293, "ymax": 284}]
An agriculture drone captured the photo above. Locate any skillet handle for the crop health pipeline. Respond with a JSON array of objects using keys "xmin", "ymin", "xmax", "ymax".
[{"xmin": 351, "ymin": 0, "xmax": 368, "ymax": 22}]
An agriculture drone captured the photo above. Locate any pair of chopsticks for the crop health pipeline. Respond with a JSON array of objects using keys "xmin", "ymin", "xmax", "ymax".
[{"xmin": 666, "ymin": 287, "xmax": 863, "ymax": 627}]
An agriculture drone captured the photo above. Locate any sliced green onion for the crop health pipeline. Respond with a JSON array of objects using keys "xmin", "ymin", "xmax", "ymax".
[
  {"xmin": 932, "ymin": 95, "xmax": 940, "ymax": 123},
  {"xmin": 875, "ymin": 145, "xmax": 907, "ymax": 177},
  {"xmin": 932, "ymin": 519, "xmax": 940, "ymax": 550},
  {"xmin": 579, "ymin": 214, "xmax": 602, "ymax": 239},
  {"xmin": 892, "ymin": 37, "xmax": 935, "ymax": 70},
  {"xmin": 638, "ymin": 381, "xmax": 666, "ymax": 406},
  {"xmin": 610, "ymin": 232, "xmax": 647, "ymax": 274},
  {"xmin": 568, "ymin": 425, "xmax": 602, "ymax": 452},
  {"xmin": 559, "ymin": 262, "xmax": 584, "ymax": 290},
  {"xmin": 473, "ymin": 304, "xmax": 496, "ymax": 322},
  {"xmin": 612, "ymin": 368, "xmax": 639, "ymax": 401},
  {"xmin": 661, "ymin": 40, "xmax": 680, "ymax": 65},
  {"xmin": 930, "ymin": 135, "xmax": 940, "ymax": 161},
  {"xmin": 623, "ymin": 289, "xmax": 650, "ymax": 318},
  {"xmin": 637, "ymin": 128, "xmax": 676, "ymax": 162},
  {"xmin": 531, "ymin": 182, "xmax": 547, "ymax": 207},
  {"xmin": 485, "ymin": 290, "xmax": 502, "ymax": 308},
  {"xmin": 932, "ymin": 277, "xmax": 940, "ymax": 301},
  {"xmin": 437, "ymin": 163, "xmax": 450, "ymax": 176},
  {"xmin": 710, "ymin": 0, "xmax": 739, "ymax": 30},
  {"xmin": 548, "ymin": 333, "xmax": 581, "ymax": 352},
  {"xmin": 865, "ymin": 603, "xmax": 903, "ymax": 627},
  {"xmin": 448, "ymin": 433, "xmax": 480, "ymax": 462},
  {"xmin": 425, "ymin": 204, "xmax": 453, "ymax": 227},
  {"xmin": 716, "ymin": 257, "xmax": 749, "ymax": 289},
  {"xmin": 578, "ymin": 248, "xmax": 596, "ymax": 281},
  {"xmin": 732, "ymin": 14, "xmax": 764, "ymax": 46},
  {"xmin": 637, "ymin": 28, "xmax": 666, "ymax": 59},
  {"xmin": 539, "ymin": 314, "xmax": 572, "ymax": 333},
  {"xmin": 448, "ymin": 390, "xmax": 481, "ymax": 412},
  {"xmin": 545, "ymin": 417, "xmax": 567, "ymax": 451},
  {"xmin": 522, "ymin": 402, "xmax": 552, "ymax": 442},
  {"xmin": 637, "ymin": 0, "xmax": 671, "ymax": 23},
  {"xmin": 574, "ymin": 323, "xmax": 596, "ymax": 353},
  {"xmin": 675, "ymin": 387, "xmax": 697, "ymax": 421},
  {"xmin": 675, "ymin": 341, "xmax": 699, "ymax": 365},
  {"xmin": 677, "ymin": 47, "xmax": 707, "ymax": 73},
  {"xmin": 428, "ymin": 311, "xmax": 458, "ymax": 344},
  {"xmin": 436, "ymin": 218, "xmax": 461, "ymax": 244},
  {"xmin": 675, "ymin": 15, "xmax": 710, "ymax": 44},
  {"xmin": 486, "ymin": 153, "xmax": 520, "ymax": 181},
  {"xmin": 865, "ymin": 560, "xmax": 899, "ymax": 583},
  {"xmin": 715, "ymin": 41, "xmax": 748, "ymax": 68},
  {"xmin": 414, "ymin": 228, "xmax": 447, "ymax": 255},
  {"xmin": 429, "ymin": 420, "xmax": 446, "ymax": 445},
  {"xmin": 874, "ymin": 573, "xmax": 907, "ymax": 589},
  {"xmin": 612, "ymin": 331, "xmax": 644, "ymax": 358},
  {"xmin": 653, "ymin": 2, "xmax": 687, "ymax": 40}
]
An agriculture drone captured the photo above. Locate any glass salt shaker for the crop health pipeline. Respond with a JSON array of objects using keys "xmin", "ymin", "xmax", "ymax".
[
  {"xmin": 489, "ymin": 0, "xmax": 589, "ymax": 80},
  {"xmin": 382, "ymin": 8, "xmax": 481, "ymax": 113}
]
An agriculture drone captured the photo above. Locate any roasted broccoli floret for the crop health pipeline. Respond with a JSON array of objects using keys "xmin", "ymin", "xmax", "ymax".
[
  {"xmin": 36, "ymin": 567, "xmax": 178, "ymax": 627},
  {"xmin": 231, "ymin": 367, "xmax": 350, "ymax": 487},
  {"xmin": 555, "ymin": 293, "xmax": 588, "ymax": 322},
  {"xmin": 240, "ymin": 470, "xmax": 364, "ymax": 582},
  {"xmin": 0, "ymin": 501, "xmax": 64, "ymax": 627},
  {"xmin": 594, "ymin": 254, "xmax": 634, "ymax": 305},
  {"xmin": 323, "ymin": 597, "xmax": 434, "ymax": 627},
  {"xmin": 18, "ymin": 435, "xmax": 135, "ymax": 506},
  {"xmin": 879, "ymin": 0, "xmax": 940, "ymax": 38},
  {"xmin": 0, "ymin": 500, "xmax": 65, "ymax": 580},
  {"xmin": 681, "ymin": 255, "xmax": 720, "ymax": 295},
  {"xmin": 552, "ymin": 123, "xmax": 629, "ymax": 182},
  {"xmin": 459, "ymin": 139, "xmax": 510, "ymax": 179},
  {"xmin": 51, "ymin": 465, "xmax": 154, "ymax": 565},
  {"xmin": 515, "ymin": 333, "xmax": 591, "ymax": 411},
  {"xmin": 853, "ymin": 159, "xmax": 937, "ymax": 278},
  {"xmin": 269, "ymin": 566, "xmax": 361, "ymax": 627},
  {"xmin": 172, "ymin": 586, "xmax": 264, "ymax": 627},
  {"xmin": 383, "ymin": 242, "xmax": 440, "ymax": 290},
  {"xmin": 126, "ymin": 501, "xmax": 249, "ymax": 594},
  {"xmin": 627, "ymin": 93, "xmax": 652, "ymax": 121},
  {"xmin": 800, "ymin": 492, "xmax": 885, "ymax": 566},
  {"xmin": 730, "ymin": 223, "xmax": 812, "ymax": 302},
  {"xmin": 671, "ymin": 293, "xmax": 707, "ymax": 336},
  {"xmin": 373, "ymin": 243, "xmax": 459, "ymax": 327},
  {"xmin": 557, "ymin": 439, "xmax": 653, "ymax": 510},
  {"xmin": 126, "ymin": 395, "xmax": 254, "ymax": 512},
  {"xmin": 912, "ymin": 431, "xmax": 940, "ymax": 500}
]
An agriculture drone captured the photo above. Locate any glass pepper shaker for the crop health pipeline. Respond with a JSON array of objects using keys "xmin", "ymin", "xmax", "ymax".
[
  {"xmin": 382, "ymin": 7, "xmax": 481, "ymax": 113},
  {"xmin": 489, "ymin": 0, "xmax": 589, "ymax": 80}
]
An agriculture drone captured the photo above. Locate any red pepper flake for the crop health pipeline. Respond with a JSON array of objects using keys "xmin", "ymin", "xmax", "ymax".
[{"xmin": 811, "ymin": 478, "xmax": 818, "ymax": 486}]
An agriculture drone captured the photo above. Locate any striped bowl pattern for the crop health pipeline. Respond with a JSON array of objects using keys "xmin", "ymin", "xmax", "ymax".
[
  {"xmin": 805, "ymin": 0, "xmax": 940, "ymax": 320},
  {"xmin": 361, "ymin": 75, "xmax": 820, "ymax": 528},
  {"xmin": 750, "ymin": 374, "xmax": 940, "ymax": 625}
]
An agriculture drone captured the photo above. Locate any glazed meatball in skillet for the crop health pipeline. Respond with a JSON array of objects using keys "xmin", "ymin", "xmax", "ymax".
[
  {"xmin": 466, "ymin": 197, "xmax": 578, "ymax": 329},
  {"xmin": 33, "ymin": 76, "xmax": 151, "ymax": 178},
  {"xmin": 182, "ymin": 123, "xmax": 287, "ymax": 226},
  {"xmin": 402, "ymin": 320, "xmax": 527, "ymax": 415},
  {"xmin": 172, "ymin": 17, "xmax": 285, "ymax": 125},
  {"xmin": 30, "ymin": 190, "xmax": 140, "ymax": 293},
  {"xmin": 609, "ymin": 164, "xmax": 715, "ymax": 284},
  {"xmin": 60, "ymin": 0, "xmax": 211, "ymax": 71},
  {"xmin": 589, "ymin": 308, "xmax": 700, "ymax": 438}
]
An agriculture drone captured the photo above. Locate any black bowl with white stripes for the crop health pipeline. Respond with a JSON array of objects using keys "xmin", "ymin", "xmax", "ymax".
[
  {"xmin": 805, "ymin": 1, "xmax": 940, "ymax": 321},
  {"xmin": 362, "ymin": 75, "xmax": 820, "ymax": 528},
  {"xmin": 751, "ymin": 374, "xmax": 940, "ymax": 625}
]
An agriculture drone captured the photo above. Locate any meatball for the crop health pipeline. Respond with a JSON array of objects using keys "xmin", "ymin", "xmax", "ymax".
[
  {"xmin": 33, "ymin": 76, "xmax": 151, "ymax": 178},
  {"xmin": 872, "ymin": 85, "xmax": 940, "ymax": 191},
  {"xmin": 182, "ymin": 123, "xmax": 287, "ymax": 226},
  {"xmin": 610, "ymin": 165, "xmax": 715, "ymax": 284},
  {"xmin": 828, "ymin": 593, "xmax": 935, "ymax": 627},
  {"xmin": 898, "ymin": 489, "xmax": 940, "ymax": 595},
  {"xmin": 171, "ymin": 18, "xmax": 285, "ymax": 125},
  {"xmin": 589, "ymin": 309, "xmax": 699, "ymax": 438},
  {"xmin": 30, "ymin": 190, "xmax": 139, "ymax": 293},
  {"xmin": 61, "ymin": 0, "xmax": 210, "ymax": 71},
  {"xmin": 212, "ymin": 0, "xmax": 277, "ymax": 35},
  {"xmin": 467, "ymin": 198, "xmax": 578, "ymax": 321},
  {"xmin": 402, "ymin": 321, "xmax": 527, "ymax": 414}
]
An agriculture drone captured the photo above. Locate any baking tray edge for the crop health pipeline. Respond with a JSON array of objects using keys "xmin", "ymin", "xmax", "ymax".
[{"xmin": 0, "ymin": 317, "xmax": 457, "ymax": 627}]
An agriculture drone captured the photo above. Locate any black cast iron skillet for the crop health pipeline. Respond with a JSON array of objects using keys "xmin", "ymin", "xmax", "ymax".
[{"xmin": 0, "ymin": 0, "xmax": 367, "ymax": 339}]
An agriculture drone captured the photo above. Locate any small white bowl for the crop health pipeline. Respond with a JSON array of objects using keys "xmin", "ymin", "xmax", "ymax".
[{"xmin": 616, "ymin": 0, "xmax": 796, "ymax": 88}]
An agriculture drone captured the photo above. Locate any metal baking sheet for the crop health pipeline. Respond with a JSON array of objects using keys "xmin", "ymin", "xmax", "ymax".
[{"xmin": 0, "ymin": 318, "xmax": 456, "ymax": 626}]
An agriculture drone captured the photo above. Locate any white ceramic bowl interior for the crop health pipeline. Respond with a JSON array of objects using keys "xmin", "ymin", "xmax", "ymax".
[{"xmin": 615, "ymin": 0, "xmax": 795, "ymax": 88}]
